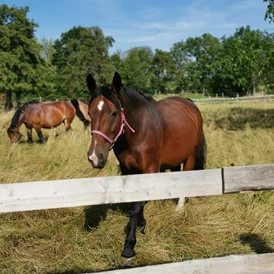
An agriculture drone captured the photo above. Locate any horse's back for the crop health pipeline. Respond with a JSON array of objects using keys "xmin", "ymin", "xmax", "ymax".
[
  {"xmin": 30, "ymin": 101, "xmax": 75, "ymax": 128},
  {"xmin": 157, "ymin": 97, "xmax": 203, "ymax": 169}
]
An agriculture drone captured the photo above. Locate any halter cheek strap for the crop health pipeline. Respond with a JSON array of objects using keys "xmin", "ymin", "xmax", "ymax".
[{"xmin": 90, "ymin": 108, "xmax": 135, "ymax": 147}]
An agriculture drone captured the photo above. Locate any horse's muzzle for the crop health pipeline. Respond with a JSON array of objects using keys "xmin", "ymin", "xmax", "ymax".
[{"xmin": 87, "ymin": 152, "xmax": 106, "ymax": 168}]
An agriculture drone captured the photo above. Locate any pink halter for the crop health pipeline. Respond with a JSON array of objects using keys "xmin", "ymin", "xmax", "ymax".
[{"xmin": 90, "ymin": 108, "xmax": 135, "ymax": 147}]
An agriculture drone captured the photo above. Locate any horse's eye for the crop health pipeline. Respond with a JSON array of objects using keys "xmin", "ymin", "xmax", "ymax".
[{"xmin": 111, "ymin": 112, "xmax": 118, "ymax": 118}]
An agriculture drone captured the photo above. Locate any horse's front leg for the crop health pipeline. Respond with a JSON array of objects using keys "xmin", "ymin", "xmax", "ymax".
[
  {"xmin": 121, "ymin": 201, "xmax": 146, "ymax": 259},
  {"xmin": 26, "ymin": 127, "xmax": 33, "ymax": 143},
  {"xmin": 121, "ymin": 163, "xmax": 159, "ymax": 260}
]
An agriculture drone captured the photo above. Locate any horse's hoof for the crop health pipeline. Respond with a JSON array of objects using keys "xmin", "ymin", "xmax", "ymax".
[
  {"xmin": 121, "ymin": 248, "xmax": 135, "ymax": 264},
  {"xmin": 122, "ymin": 255, "xmax": 135, "ymax": 266},
  {"xmin": 137, "ymin": 225, "xmax": 146, "ymax": 234}
]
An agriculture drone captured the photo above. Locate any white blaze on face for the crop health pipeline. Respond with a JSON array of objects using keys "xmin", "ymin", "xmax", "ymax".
[
  {"xmin": 97, "ymin": 100, "xmax": 104, "ymax": 111},
  {"xmin": 89, "ymin": 139, "xmax": 99, "ymax": 166}
]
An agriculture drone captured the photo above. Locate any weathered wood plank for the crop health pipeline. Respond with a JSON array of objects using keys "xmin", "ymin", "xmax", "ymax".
[
  {"xmin": 223, "ymin": 164, "xmax": 274, "ymax": 194},
  {"xmin": 85, "ymin": 253, "xmax": 274, "ymax": 274},
  {"xmin": 0, "ymin": 169, "xmax": 221, "ymax": 213}
]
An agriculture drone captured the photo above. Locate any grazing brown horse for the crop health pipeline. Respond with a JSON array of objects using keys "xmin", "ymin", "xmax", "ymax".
[
  {"xmin": 86, "ymin": 72, "xmax": 206, "ymax": 260},
  {"xmin": 7, "ymin": 100, "xmax": 76, "ymax": 143},
  {"xmin": 71, "ymin": 99, "xmax": 91, "ymax": 129}
]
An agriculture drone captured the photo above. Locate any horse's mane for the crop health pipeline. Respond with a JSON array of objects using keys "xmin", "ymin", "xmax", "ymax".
[
  {"xmin": 89, "ymin": 85, "xmax": 156, "ymax": 110},
  {"xmin": 126, "ymin": 87, "xmax": 156, "ymax": 103},
  {"xmin": 10, "ymin": 100, "xmax": 39, "ymax": 128}
]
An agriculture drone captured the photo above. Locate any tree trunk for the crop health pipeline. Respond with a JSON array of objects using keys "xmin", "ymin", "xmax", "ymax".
[
  {"xmin": 5, "ymin": 90, "xmax": 13, "ymax": 112},
  {"xmin": 252, "ymin": 79, "xmax": 256, "ymax": 96},
  {"xmin": 15, "ymin": 90, "xmax": 21, "ymax": 109}
]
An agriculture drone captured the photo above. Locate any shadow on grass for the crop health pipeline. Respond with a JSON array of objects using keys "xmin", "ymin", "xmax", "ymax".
[
  {"xmin": 239, "ymin": 233, "xmax": 274, "ymax": 253},
  {"xmin": 49, "ymin": 265, "xmax": 133, "ymax": 274},
  {"xmin": 84, "ymin": 203, "xmax": 133, "ymax": 231},
  {"xmin": 207, "ymin": 107, "xmax": 274, "ymax": 130}
]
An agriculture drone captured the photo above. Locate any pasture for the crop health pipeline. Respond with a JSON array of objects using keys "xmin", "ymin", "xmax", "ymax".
[{"xmin": 1, "ymin": 101, "xmax": 274, "ymax": 273}]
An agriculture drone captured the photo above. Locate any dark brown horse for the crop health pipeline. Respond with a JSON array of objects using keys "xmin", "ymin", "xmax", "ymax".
[
  {"xmin": 86, "ymin": 72, "xmax": 206, "ymax": 260},
  {"xmin": 71, "ymin": 99, "xmax": 91, "ymax": 129},
  {"xmin": 7, "ymin": 100, "xmax": 76, "ymax": 143}
]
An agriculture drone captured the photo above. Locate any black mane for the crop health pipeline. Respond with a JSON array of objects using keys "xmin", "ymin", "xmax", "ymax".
[
  {"xmin": 127, "ymin": 88, "xmax": 156, "ymax": 103},
  {"xmin": 10, "ymin": 100, "xmax": 38, "ymax": 128},
  {"xmin": 89, "ymin": 85, "xmax": 155, "ymax": 109}
]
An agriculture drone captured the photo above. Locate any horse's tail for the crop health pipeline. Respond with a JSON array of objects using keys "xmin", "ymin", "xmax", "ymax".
[
  {"xmin": 71, "ymin": 99, "xmax": 90, "ymax": 129},
  {"xmin": 194, "ymin": 133, "xmax": 207, "ymax": 170}
]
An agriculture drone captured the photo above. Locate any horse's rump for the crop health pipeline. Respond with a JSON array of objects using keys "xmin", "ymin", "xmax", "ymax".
[
  {"xmin": 71, "ymin": 99, "xmax": 90, "ymax": 128},
  {"xmin": 156, "ymin": 97, "xmax": 204, "ymax": 170}
]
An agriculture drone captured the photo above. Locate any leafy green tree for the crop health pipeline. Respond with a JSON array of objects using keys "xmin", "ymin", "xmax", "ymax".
[
  {"xmin": 0, "ymin": 4, "xmax": 47, "ymax": 110},
  {"xmin": 151, "ymin": 49, "xmax": 176, "ymax": 94},
  {"xmin": 215, "ymin": 26, "xmax": 272, "ymax": 95},
  {"xmin": 264, "ymin": 0, "xmax": 274, "ymax": 22},
  {"xmin": 171, "ymin": 33, "xmax": 221, "ymax": 94},
  {"xmin": 34, "ymin": 37, "xmax": 58, "ymax": 100},
  {"xmin": 119, "ymin": 46, "xmax": 153, "ymax": 93},
  {"xmin": 52, "ymin": 26, "xmax": 115, "ymax": 98},
  {"xmin": 110, "ymin": 50, "xmax": 125, "ymax": 72}
]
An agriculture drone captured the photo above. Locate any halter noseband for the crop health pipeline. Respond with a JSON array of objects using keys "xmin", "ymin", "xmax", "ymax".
[{"xmin": 90, "ymin": 108, "xmax": 135, "ymax": 148}]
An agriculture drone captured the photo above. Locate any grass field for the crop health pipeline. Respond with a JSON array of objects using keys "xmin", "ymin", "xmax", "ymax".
[{"xmin": 1, "ymin": 100, "xmax": 274, "ymax": 274}]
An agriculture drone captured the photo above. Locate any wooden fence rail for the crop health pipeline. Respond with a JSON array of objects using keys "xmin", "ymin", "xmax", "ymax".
[
  {"xmin": 1, "ymin": 164, "xmax": 274, "ymax": 213},
  {"xmin": 84, "ymin": 253, "xmax": 274, "ymax": 274},
  {"xmin": 1, "ymin": 164, "xmax": 274, "ymax": 274}
]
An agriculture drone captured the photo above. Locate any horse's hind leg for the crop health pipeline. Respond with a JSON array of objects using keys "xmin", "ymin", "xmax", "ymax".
[
  {"xmin": 170, "ymin": 165, "xmax": 187, "ymax": 211},
  {"xmin": 122, "ymin": 201, "xmax": 146, "ymax": 260},
  {"xmin": 63, "ymin": 118, "xmax": 73, "ymax": 131},
  {"xmin": 34, "ymin": 128, "xmax": 45, "ymax": 143},
  {"xmin": 37, "ymin": 131, "xmax": 45, "ymax": 143},
  {"xmin": 175, "ymin": 157, "xmax": 197, "ymax": 211},
  {"xmin": 136, "ymin": 202, "xmax": 147, "ymax": 234}
]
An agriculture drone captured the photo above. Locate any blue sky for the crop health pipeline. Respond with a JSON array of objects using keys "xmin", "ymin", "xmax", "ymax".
[{"xmin": 3, "ymin": 0, "xmax": 273, "ymax": 54}]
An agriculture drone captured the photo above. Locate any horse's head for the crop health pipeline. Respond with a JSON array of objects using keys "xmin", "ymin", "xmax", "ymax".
[
  {"xmin": 86, "ymin": 72, "xmax": 124, "ymax": 168},
  {"xmin": 7, "ymin": 127, "xmax": 22, "ymax": 143}
]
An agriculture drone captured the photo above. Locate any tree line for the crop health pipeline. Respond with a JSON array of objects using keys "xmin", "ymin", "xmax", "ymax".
[{"xmin": 1, "ymin": 3, "xmax": 274, "ymax": 110}]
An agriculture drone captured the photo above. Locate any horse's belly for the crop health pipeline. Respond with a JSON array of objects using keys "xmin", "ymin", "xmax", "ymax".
[
  {"xmin": 160, "ymin": 130, "xmax": 199, "ymax": 169},
  {"xmin": 41, "ymin": 121, "xmax": 61, "ymax": 128}
]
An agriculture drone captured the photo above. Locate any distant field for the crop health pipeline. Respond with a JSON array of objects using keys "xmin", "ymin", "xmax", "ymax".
[{"xmin": 1, "ymin": 101, "xmax": 274, "ymax": 273}]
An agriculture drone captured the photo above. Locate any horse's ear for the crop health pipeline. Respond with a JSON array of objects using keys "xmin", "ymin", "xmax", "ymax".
[
  {"xmin": 87, "ymin": 74, "xmax": 98, "ymax": 94},
  {"xmin": 112, "ymin": 72, "xmax": 122, "ymax": 93}
]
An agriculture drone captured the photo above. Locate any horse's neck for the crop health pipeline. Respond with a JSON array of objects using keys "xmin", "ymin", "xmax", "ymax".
[
  {"xmin": 121, "ymin": 92, "xmax": 140, "ymax": 127},
  {"xmin": 16, "ymin": 113, "xmax": 26, "ymax": 128}
]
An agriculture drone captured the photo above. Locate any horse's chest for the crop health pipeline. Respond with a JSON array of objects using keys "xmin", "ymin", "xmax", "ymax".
[{"xmin": 116, "ymin": 152, "xmax": 140, "ymax": 173}]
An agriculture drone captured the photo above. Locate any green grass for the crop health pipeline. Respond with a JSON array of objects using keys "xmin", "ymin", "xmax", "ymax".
[{"xmin": 1, "ymin": 102, "xmax": 274, "ymax": 273}]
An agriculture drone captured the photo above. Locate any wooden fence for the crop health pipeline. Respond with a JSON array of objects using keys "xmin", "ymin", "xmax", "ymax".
[
  {"xmin": 192, "ymin": 94, "xmax": 274, "ymax": 104},
  {"xmin": 1, "ymin": 94, "xmax": 274, "ymax": 111},
  {"xmin": 1, "ymin": 164, "xmax": 274, "ymax": 273}
]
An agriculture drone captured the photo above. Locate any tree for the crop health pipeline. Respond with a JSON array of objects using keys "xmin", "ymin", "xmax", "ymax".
[
  {"xmin": 264, "ymin": 0, "xmax": 274, "ymax": 23},
  {"xmin": 52, "ymin": 26, "xmax": 115, "ymax": 98},
  {"xmin": 214, "ymin": 26, "xmax": 272, "ymax": 96},
  {"xmin": 0, "ymin": 4, "xmax": 46, "ymax": 110},
  {"xmin": 171, "ymin": 33, "xmax": 221, "ymax": 94},
  {"xmin": 151, "ymin": 49, "xmax": 176, "ymax": 94},
  {"xmin": 118, "ymin": 47, "xmax": 154, "ymax": 93},
  {"xmin": 110, "ymin": 50, "xmax": 125, "ymax": 72}
]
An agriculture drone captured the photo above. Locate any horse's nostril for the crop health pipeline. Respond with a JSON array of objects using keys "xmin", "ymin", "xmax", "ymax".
[{"xmin": 98, "ymin": 153, "xmax": 104, "ymax": 161}]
